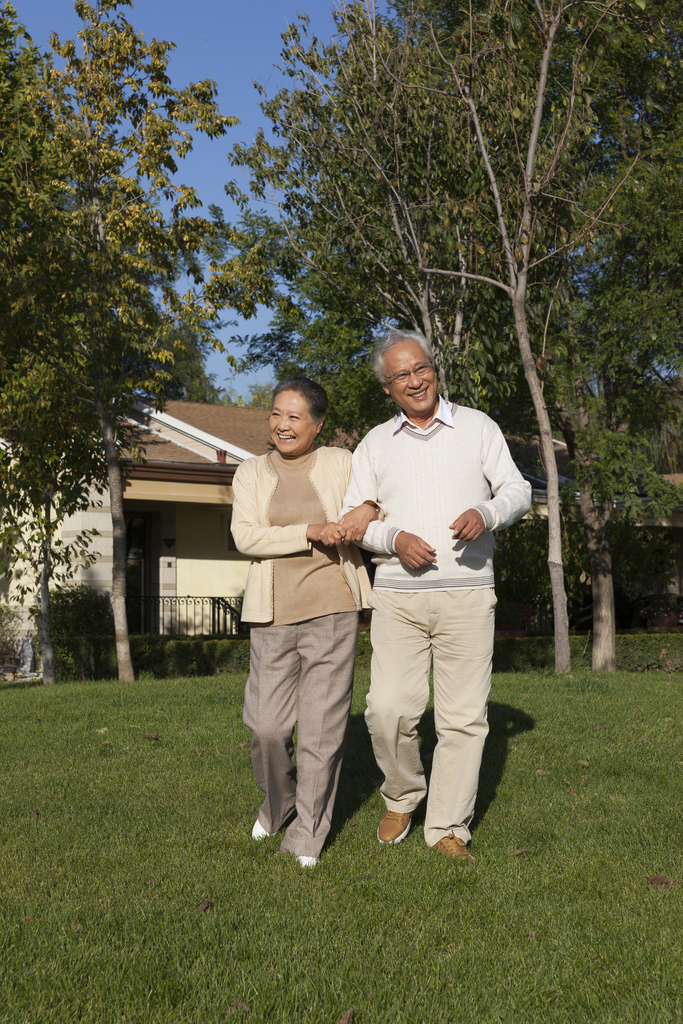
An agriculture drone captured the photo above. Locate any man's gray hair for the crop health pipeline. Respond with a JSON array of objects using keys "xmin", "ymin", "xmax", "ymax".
[{"xmin": 371, "ymin": 328, "xmax": 435, "ymax": 383}]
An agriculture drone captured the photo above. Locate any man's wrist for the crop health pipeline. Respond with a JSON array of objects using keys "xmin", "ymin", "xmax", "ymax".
[
  {"xmin": 386, "ymin": 526, "xmax": 401, "ymax": 553},
  {"xmin": 473, "ymin": 505, "xmax": 493, "ymax": 531}
]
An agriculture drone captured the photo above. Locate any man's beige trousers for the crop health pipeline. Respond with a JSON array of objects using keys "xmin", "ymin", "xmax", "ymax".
[
  {"xmin": 244, "ymin": 611, "xmax": 358, "ymax": 859},
  {"xmin": 366, "ymin": 588, "xmax": 496, "ymax": 847}
]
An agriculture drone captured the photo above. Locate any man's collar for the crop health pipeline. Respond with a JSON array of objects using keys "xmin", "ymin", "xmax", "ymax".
[{"xmin": 393, "ymin": 394, "xmax": 454, "ymax": 435}]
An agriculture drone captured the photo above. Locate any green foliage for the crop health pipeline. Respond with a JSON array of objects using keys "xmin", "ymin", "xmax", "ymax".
[
  {"xmin": 0, "ymin": 604, "xmax": 21, "ymax": 663},
  {"xmin": 159, "ymin": 324, "xmax": 226, "ymax": 404},
  {"xmin": 48, "ymin": 627, "xmax": 681, "ymax": 682},
  {"xmin": 0, "ymin": 358, "xmax": 107, "ymax": 601},
  {"xmin": 49, "ymin": 587, "xmax": 114, "ymax": 645},
  {"xmin": 50, "ymin": 632, "xmax": 250, "ymax": 682},
  {"xmin": 229, "ymin": 9, "xmax": 523, "ymax": 410},
  {"xmin": 494, "ymin": 510, "xmax": 679, "ymax": 622},
  {"xmin": 493, "ymin": 632, "xmax": 683, "ymax": 673}
]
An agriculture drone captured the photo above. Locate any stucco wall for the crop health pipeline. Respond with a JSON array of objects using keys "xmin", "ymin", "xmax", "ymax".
[{"xmin": 176, "ymin": 504, "xmax": 249, "ymax": 597}]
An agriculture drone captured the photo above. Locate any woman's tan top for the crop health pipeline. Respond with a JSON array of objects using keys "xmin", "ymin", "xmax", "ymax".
[{"xmin": 268, "ymin": 448, "xmax": 357, "ymax": 626}]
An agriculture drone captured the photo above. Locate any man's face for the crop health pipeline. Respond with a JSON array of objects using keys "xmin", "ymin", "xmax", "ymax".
[{"xmin": 381, "ymin": 340, "xmax": 439, "ymax": 425}]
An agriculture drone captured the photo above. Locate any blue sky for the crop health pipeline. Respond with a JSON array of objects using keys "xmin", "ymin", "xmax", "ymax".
[{"xmin": 16, "ymin": 0, "xmax": 352, "ymax": 397}]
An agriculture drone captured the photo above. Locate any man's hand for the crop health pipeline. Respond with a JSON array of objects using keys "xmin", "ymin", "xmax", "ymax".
[
  {"xmin": 307, "ymin": 522, "xmax": 344, "ymax": 547},
  {"xmin": 449, "ymin": 508, "xmax": 485, "ymax": 543},
  {"xmin": 394, "ymin": 531, "xmax": 437, "ymax": 569},
  {"xmin": 338, "ymin": 502, "xmax": 379, "ymax": 543}
]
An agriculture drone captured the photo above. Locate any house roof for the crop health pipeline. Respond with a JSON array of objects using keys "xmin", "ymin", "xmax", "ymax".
[
  {"xmin": 122, "ymin": 424, "xmax": 215, "ymax": 465},
  {"xmin": 164, "ymin": 401, "xmax": 272, "ymax": 457},
  {"xmin": 506, "ymin": 437, "xmax": 572, "ymax": 489}
]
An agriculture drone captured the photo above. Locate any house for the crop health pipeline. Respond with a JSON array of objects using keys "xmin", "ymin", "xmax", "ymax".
[{"xmin": 54, "ymin": 401, "xmax": 273, "ymax": 636}]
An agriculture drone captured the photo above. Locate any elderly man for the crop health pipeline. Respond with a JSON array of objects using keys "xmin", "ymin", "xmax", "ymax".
[{"xmin": 339, "ymin": 328, "xmax": 531, "ymax": 860}]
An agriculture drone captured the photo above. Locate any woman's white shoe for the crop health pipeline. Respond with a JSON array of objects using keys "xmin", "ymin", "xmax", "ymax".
[{"xmin": 251, "ymin": 819, "xmax": 273, "ymax": 840}]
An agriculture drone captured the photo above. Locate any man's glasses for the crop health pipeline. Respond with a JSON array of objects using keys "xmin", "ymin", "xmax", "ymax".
[{"xmin": 385, "ymin": 362, "xmax": 435, "ymax": 386}]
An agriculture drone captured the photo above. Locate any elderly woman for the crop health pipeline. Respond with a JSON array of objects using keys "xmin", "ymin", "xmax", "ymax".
[{"xmin": 231, "ymin": 376, "xmax": 376, "ymax": 867}]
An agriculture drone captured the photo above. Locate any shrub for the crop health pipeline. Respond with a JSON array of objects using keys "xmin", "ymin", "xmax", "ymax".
[
  {"xmin": 48, "ymin": 586, "xmax": 114, "ymax": 680},
  {"xmin": 48, "ymin": 626, "xmax": 683, "ymax": 681},
  {"xmin": 50, "ymin": 586, "xmax": 114, "ymax": 643},
  {"xmin": 0, "ymin": 604, "xmax": 22, "ymax": 664}
]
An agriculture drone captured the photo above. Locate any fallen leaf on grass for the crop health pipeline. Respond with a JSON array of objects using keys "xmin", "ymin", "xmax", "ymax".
[
  {"xmin": 527, "ymin": 930, "xmax": 537, "ymax": 941},
  {"xmin": 144, "ymin": 733, "xmax": 160, "ymax": 741},
  {"xmin": 225, "ymin": 1003, "xmax": 250, "ymax": 1016},
  {"xmin": 508, "ymin": 848, "xmax": 532, "ymax": 857},
  {"xmin": 238, "ymin": 740, "xmax": 251, "ymax": 749},
  {"xmin": 194, "ymin": 899, "xmax": 213, "ymax": 913},
  {"xmin": 96, "ymin": 728, "xmax": 108, "ymax": 734},
  {"xmin": 30, "ymin": 810, "xmax": 39, "ymax": 819},
  {"xmin": 567, "ymin": 789, "xmax": 578, "ymax": 796},
  {"xmin": 596, "ymin": 723, "xmax": 608, "ymax": 729},
  {"xmin": 577, "ymin": 760, "xmax": 590, "ymax": 767},
  {"xmin": 34, "ymin": 718, "xmax": 41, "ymax": 724},
  {"xmin": 647, "ymin": 874, "xmax": 680, "ymax": 889},
  {"xmin": 337, "ymin": 1010, "xmax": 354, "ymax": 1024},
  {"xmin": 580, "ymin": 775, "xmax": 588, "ymax": 782},
  {"xmin": 640, "ymin": 735, "xmax": 649, "ymax": 744},
  {"xmin": 535, "ymin": 769, "xmax": 550, "ymax": 777}
]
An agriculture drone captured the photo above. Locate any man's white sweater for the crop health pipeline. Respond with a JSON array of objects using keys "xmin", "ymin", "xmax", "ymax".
[{"xmin": 341, "ymin": 403, "xmax": 532, "ymax": 592}]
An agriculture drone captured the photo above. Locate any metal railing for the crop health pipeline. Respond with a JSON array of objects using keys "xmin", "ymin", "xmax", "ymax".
[{"xmin": 125, "ymin": 596, "xmax": 245, "ymax": 636}]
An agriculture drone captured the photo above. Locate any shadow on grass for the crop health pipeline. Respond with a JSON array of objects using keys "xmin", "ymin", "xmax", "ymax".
[
  {"xmin": 328, "ymin": 700, "xmax": 535, "ymax": 844},
  {"xmin": 0, "ymin": 678, "xmax": 46, "ymax": 692},
  {"xmin": 474, "ymin": 702, "xmax": 535, "ymax": 831},
  {"xmin": 410, "ymin": 702, "xmax": 534, "ymax": 832},
  {"xmin": 327, "ymin": 710, "xmax": 380, "ymax": 846}
]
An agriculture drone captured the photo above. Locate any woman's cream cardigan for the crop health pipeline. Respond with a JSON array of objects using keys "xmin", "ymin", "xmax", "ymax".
[{"xmin": 231, "ymin": 446, "xmax": 371, "ymax": 624}]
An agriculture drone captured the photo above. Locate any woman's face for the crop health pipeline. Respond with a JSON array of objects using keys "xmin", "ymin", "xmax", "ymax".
[{"xmin": 269, "ymin": 390, "xmax": 323, "ymax": 459}]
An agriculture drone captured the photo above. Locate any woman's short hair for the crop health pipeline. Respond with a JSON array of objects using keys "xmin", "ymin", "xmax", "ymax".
[
  {"xmin": 271, "ymin": 376, "xmax": 328, "ymax": 423},
  {"xmin": 371, "ymin": 328, "xmax": 435, "ymax": 383}
]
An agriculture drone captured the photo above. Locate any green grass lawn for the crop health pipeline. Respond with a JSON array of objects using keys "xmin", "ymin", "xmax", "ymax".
[{"xmin": 1, "ymin": 666, "xmax": 682, "ymax": 1024}]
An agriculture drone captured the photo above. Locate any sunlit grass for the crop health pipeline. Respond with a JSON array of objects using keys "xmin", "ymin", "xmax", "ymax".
[{"xmin": 0, "ymin": 667, "xmax": 681, "ymax": 1023}]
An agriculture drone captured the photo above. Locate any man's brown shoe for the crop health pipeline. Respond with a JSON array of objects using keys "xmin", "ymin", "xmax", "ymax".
[
  {"xmin": 434, "ymin": 833, "xmax": 475, "ymax": 861},
  {"xmin": 377, "ymin": 809, "xmax": 413, "ymax": 845}
]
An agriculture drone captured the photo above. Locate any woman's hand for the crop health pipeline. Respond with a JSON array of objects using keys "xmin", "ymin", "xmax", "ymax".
[
  {"xmin": 338, "ymin": 502, "xmax": 379, "ymax": 543},
  {"xmin": 307, "ymin": 522, "xmax": 345, "ymax": 547}
]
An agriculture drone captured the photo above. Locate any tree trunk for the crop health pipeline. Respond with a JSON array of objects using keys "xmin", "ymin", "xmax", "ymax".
[
  {"xmin": 38, "ymin": 510, "xmax": 56, "ymax": 686},
  {"xmin": 99, "ymin": 408, "xmax": 135, "ymax": 682},
  {"xmin": 578, "ymin": 482, "xmax": 617, "ymax": 671},
  {"xmin": 512, "ymin": 295, "xmax": 571, "ymax": 673}
]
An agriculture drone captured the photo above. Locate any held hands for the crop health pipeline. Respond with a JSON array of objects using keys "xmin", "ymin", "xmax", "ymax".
[
  {"xmin": 449, "ymin": 508, "xmax": 485, "ymax": 543},
  {"xmin": 306, "ymin": 522, "xmax": 345, "ymax": 547},
  {"xmin": 394, "ymin": 531, "xmax": 437, "ymax": 569},
  {"xmin": 338, "ymin": 502, "xmax": 380, "ymax": 543}
]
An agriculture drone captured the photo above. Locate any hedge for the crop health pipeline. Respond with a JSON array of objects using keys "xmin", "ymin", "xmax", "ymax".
[{"xmin": 51, "ymin": 628, "xmax": 683, "ymax": 681}]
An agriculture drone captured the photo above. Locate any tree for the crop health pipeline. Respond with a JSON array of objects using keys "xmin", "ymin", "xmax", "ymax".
[
  {"xmin": 551, "ymin": 220, "xmax": 683, "ymax": 665},
  {"xmin": 0, "ymin": 3, "xmax": 103, "ymax": 684},
  {"xmin": 233, "ymin": 0, "xmax": 665, "ymax": 670},
  {"xmin": 160, "ymin": 324, "xmax": 226, "ymax": 404},
  {"xmin": 230, "ymin": 12, "xmax": 520, "ymax": 412},
  {"xmin": 0, "ymin": 356, "xmax": 107, "ymax": 685},
  {"xmin": 1, "ymin": 1, "xmax": 270, "ymax": 681}
]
